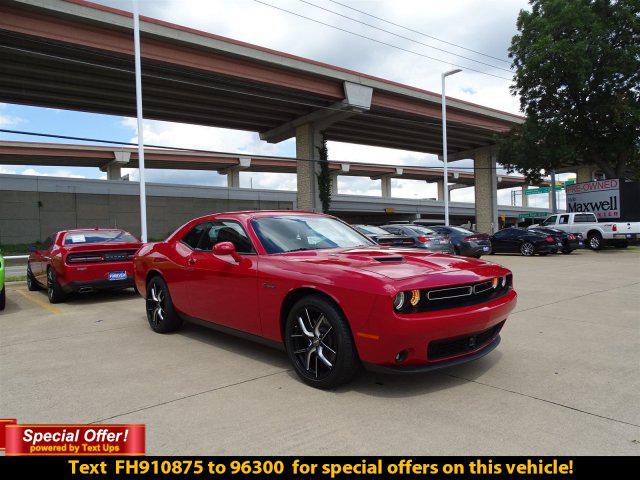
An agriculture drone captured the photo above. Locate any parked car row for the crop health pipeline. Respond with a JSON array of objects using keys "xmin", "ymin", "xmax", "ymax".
[{"xmin": 354, "ymin": 222, "xmax": 587, "ymax": 257}]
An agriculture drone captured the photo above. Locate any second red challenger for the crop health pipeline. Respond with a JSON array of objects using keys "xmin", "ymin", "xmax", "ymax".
[{"xmin": 134, "ymin": 211, "xmax": 516, "ymax": 388}]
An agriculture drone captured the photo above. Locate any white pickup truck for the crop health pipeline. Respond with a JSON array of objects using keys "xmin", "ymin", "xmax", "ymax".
[{"xmin": 533, "ymin": 212, "xmax": 640, "ymax": 250}]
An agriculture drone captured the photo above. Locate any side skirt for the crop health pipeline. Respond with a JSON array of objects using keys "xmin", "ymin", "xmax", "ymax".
[{"xmin": 179, "ymin": 313, "xmax": 285, "ymax": 352}]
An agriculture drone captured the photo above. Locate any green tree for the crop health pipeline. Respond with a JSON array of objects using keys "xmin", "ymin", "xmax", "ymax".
[
  {"xmin": 498, "ymin": 0, "xmax": 639, "ymax": 182},
  {"xmin": 316, "ymin": 136, "xmax": 332, "ymax": 213}
]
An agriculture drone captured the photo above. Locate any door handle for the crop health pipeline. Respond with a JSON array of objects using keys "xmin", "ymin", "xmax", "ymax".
[{"xmin": 188, "ymin": 257, "xmax": 197, "ymax": 265}]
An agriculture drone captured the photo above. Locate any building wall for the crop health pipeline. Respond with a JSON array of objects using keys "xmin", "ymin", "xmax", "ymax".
[{"xmin": 0, "ymin": 175, "xmax": 294, "ymax": 244}]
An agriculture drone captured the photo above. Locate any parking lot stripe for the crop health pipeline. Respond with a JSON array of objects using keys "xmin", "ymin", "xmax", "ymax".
[{"xmin": 16, "ymin": 289, "xmax": 63, "ymax": 315}]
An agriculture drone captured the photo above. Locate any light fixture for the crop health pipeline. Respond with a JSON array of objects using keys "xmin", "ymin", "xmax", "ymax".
[
  {"xmin": 393, "ymin": 292, "xmax": 405, "ymax": 311},
  {"xmin": 410, "ymin": 289, "xmax": 421, "ymax": 307}
]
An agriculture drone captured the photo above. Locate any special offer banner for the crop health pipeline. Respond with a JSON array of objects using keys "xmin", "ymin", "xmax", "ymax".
[{"xmin": 4, "ymin": 424, "xmax": 145, "ymax": 456}]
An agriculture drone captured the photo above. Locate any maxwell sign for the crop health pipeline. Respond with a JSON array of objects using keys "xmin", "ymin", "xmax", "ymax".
[{"xmin": 566, "ymin": 179, "xmax": 620, "ymax": 219}]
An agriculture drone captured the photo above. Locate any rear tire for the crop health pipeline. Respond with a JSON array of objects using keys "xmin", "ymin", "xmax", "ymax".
[
  {"xmin": 146, "ymin": 276, "xmax": 182, "ymax": 333},
  {"xmin": 562, "ymin": 249, "xmax": 573, "ymax": 254},
  {"xmin": 26, "ymin": 267, "xmax": 40, "ymax": 291},
  {"xmin": 520, "ymin": 242, "xmax": 535, "ymax": 256},
  {"xmin": 587, "ymin": 232, "xmax": 603, "ymax": 251},
  {"xmin": 613, "ymin": 240, "xmax": 628, "ymax": 249},
  {"xmin": 0, "ymin": 286, "xmax": 5, "ymax": 311},
  {"xmin": 284, "ymin": 295, "xmax": 360, "ymax": 389},
  {"xmin": 47, "ymin": 268, "xmax": 67, "ymax": 304}
]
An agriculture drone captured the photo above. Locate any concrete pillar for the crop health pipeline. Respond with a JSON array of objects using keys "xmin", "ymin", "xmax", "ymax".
[
  {"xmin": 576, "ymin": 165, "xmax": 595, "ymax": 183},
  {"xmin": 436, "ymin": 179, "xmax": 444, "ymax": 201},
  {"xmin": 380, "ymin": 176, "xmax": 392, "ymax": 198},
  {"xmin": 521, "ymin": 186, "xmax": 529, "ymax": 207},
  {"xmin": 330, "ymin": 173, "xmax": 339, "ymax": 195},
  {"xmin": 474, "ymin": 148, "xmax": 498, "ymax": 234},
  {"xmin": 227, "ymin": 169, "xmax": 240, "ymax": 188},
  {"xmin": 295, "ymin": 123, "xmax": 322, "ymax": 211},
  {"xmin": 105, "ymin": 164, "xmax": 122, "ymax": 180}
]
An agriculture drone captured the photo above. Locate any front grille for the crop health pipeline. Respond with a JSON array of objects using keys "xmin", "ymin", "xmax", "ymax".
[
  {"xmin": 428, "ymin": 321, "xmax": 504, "ymax": 361},
  {"xmin": 398, "ymin": 274, "xmax": 512, "ymax": 313}
]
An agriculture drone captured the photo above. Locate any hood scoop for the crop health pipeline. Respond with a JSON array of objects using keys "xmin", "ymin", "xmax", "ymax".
[{"xmin": 373, "ymin": 256, "xmax": 405, "ymax": 263}]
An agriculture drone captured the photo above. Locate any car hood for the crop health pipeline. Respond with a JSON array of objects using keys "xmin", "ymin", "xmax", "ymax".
[{"xmin": 283, "ymin": 247, "xmax": 505, "ymax": 283}]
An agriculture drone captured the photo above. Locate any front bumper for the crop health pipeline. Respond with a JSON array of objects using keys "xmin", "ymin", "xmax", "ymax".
[
  {"xmin": 364, "ymin": 335, "xmax": 501, "ymax": 374},
  {"xmin": 354, "ymin": 289, "xmax": 516, "ymax": 369}
]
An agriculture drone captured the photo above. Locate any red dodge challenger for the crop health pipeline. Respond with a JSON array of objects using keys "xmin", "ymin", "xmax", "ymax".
[
  {"xmin": 134, "ymin": 211, "xmax": 517, "ymax": 388},
  {"xmin": 27, "ymin": 228, "xmax": 142, "ymax": 303}
]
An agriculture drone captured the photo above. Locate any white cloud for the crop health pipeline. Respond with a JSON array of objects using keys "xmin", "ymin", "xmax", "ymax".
[{"xmin": 0, "ymin": 103, "xmax": 25, "ymax": 127}]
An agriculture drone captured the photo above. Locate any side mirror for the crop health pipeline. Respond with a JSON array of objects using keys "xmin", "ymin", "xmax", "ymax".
[
  {"xmin": 28, "ymin": 245, "xmax": 37, "ymax": 253},
  {"xmin": 213, "ymin": 241, "xmax": 240, "ymax": 262}
]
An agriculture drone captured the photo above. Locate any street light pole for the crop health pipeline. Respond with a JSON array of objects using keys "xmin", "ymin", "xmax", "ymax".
[
  {"xmin": 441, "ymin": 68, "xmax": 462, "ymax": 226},
  {"xmin": 133, "ymin": 0, "xmax": 148, "ymax": 242}
]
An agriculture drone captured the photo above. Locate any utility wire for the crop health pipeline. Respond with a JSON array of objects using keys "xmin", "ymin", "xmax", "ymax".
[
  {"xmin": 0, "ymin": 128, "xmax": 513, "ymax": 172},
  {"xmin": 295, "ymin": 0, "xmax": 512, "ymax": 73},
  {"xmin": 0, "ymin": 42, "xmax": 519, "ymax": 133},
  {"xmin": 251, "ymin": 0, "xmax": 512, "ymax": 81},
  {"xmin": 327, "ymin": 0, "xmax": 511, "ymax": 65}
]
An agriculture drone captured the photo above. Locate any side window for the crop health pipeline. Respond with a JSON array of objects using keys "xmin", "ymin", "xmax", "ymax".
[
  {"xmin": 200, "ymin": 221, "xmax": 255, "ymax": 254},
  {"xmin": 494, "ymin": 230, "xmax": 507, "ymax": 239},
  {"xmin": 559, "ymin": 215, "xmax": 569, "ymax": 224},
  {"xmin": 181, "ymin": 222, "xmax": 209, "ymax": 250},
  {"xmin": 541, "ymin": 215, "xmax": 557, "ymax": 226},
  {"xmin": 574, "ymin": 213, "xmax": 596, "ymax": 223}
]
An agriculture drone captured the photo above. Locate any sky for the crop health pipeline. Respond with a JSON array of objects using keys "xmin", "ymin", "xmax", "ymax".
[{"xmin": 0, "ymin": 0, "xmax": 571, "ymax": 208}]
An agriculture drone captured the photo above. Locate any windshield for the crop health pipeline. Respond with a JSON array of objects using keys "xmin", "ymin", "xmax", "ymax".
[
  {"xmin": 63, "ymin": 230, "xmax": 138, "ymax": 245},
  {"xmin": 356, "ymin": 225, "xmax": 389, "ymax": 235},
  {"xmin": 252, "ymin": 216, "xmax": 374, "ymax": 253}
]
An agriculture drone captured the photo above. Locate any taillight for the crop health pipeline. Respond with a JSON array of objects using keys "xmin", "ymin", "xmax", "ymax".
[
  {"xmin": 568, "ymin": 234, "xmax": 575, "ymax": 240},
  {"xmin": 67, "ymin": 255, "xmax": 104, "ymax": 264},
  {"xmin": 546, "ymin": 237, "xmax": 554, "ymax": 243},
  {"xmin": 612, "ymin": 224, "xmax": 617, "ymax": 231},
  {"xmin": 417, "ymin": 236, "xmax": 430, "ymax": 243}
]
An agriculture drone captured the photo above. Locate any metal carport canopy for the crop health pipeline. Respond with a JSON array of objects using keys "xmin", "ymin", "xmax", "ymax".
[{"xmin": 0, "ymin": 0, "xmax": 523, "ymax": 155}]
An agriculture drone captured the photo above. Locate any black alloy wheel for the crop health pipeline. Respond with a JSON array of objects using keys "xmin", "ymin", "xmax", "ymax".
[
  {"xmin": 47, "ymin": 268, "xmax": 66, "ymax": 304},
  {"xmin": 26, "ymin": 266, "xmax": 40, "ymax": 291},
  {"xmin": 285, "ymin": 296, "xmax": 359, "ymax": 389},
  {"xmin": 520, "ymin": 242, "xmax": 535, "ymax": 256},
  {"xmin": 146, "ymin": 276, "xmax": 182, "ymax": 333}
]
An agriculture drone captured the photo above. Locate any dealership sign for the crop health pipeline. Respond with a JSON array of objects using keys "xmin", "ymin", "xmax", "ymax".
[{"xmin": 566, "ymin": 179, "xmax": 620, "ymax": 219}]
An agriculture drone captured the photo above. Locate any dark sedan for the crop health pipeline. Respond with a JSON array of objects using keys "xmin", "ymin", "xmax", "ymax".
[
  {"xmin": 490, "ymin": 227, "xmax": 560, "ymax": 256},
  {"xmin": 380, "ymin": 224, "xmax": 454, "ymax": 253},
  {"xmin": 428, "ymin": 225, "xmax": 492, "ymax": 258},
  {"xmin": 352, "ymin": 225, "xmax": 415, "ymax": 247},
  {"xmin": 528, "ymin": 227, "xmax": 583, "ymax": 254}
]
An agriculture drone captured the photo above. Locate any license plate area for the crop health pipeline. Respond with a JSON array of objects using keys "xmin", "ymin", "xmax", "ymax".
[{"xmin": 108, "ymin": 271, "xmax": 127, "ymax": 281}]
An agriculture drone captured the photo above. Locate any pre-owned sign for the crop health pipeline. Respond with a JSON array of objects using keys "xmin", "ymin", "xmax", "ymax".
[{"xmin": 566, "ymin": 179, "xmax": 620, "ymax": 219}]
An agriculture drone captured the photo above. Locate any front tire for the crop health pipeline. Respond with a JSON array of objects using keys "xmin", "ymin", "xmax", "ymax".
[
  {"xmin": 47, "ymin": 268, "xmax": 67, "ymax": 304},
  {"xmin": 0, "ymin": 286, "xmax": 5, "ymax": 310},
  {"xmin": 588, "ymin": 232, "xmax": 603, "ymax": 250},
  {"xmin": 146, "ymin": 276, "xmax": 182, "ymax": 333},
  {"xmin": 284, "ymin": 295, "xmax": 360, "ymax": 389},
  {"xmin": 520, "ymin": 242, "xmax": 535, "ymax": 256}
]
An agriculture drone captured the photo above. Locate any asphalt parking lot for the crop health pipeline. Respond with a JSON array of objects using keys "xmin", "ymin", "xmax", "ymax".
[{"xmin": 1, "ymin": 249, "xmax": 639, "ymax": 455}]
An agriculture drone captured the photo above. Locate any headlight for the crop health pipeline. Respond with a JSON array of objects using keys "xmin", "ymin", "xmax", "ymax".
[
  {"xmin": 492, "ymin": 277, "xmax": 499, "ymax": 288},
  {"xmin": 409, "ymin": 289, "xmax": 421, "ymax": 307},
  {"xmin": 393, "ymin": 291, "xmax": 405, "ymax": 311},
  {"xmin": 500, "ymin": 276, "xmax": 507, "ymax": 288}
]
